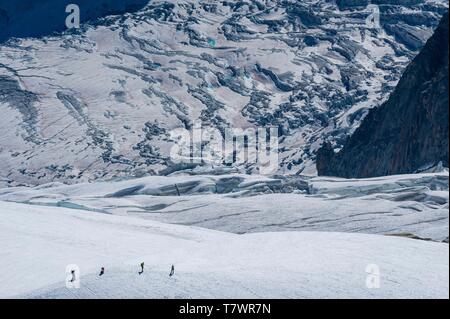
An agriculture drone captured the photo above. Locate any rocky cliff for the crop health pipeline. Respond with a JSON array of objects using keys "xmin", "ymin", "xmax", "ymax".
[{"xmin": 317, "ymin": 12, "xmax": 449, "ymax": 178}]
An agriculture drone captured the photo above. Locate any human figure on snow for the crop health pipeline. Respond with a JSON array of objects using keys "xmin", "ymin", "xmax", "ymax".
[
  {"xmin": 99, "ymin": 267, "xmax": 105, "ymax": 277},
  {"xmin": 169, "ymin": 265, "xmax": 175, "ymax": 277},
  {"xmin": 69, "ymin": 270, "xmax": 76, "ymax": 283},
  {"xmin": 139, "ymin": 262, "xmax": 145, "ymax": 275}
]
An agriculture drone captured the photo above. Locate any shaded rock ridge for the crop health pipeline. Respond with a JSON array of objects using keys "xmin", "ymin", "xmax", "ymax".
[
  {"xmin": 317, "ymin": 12, "xmax": 449, "ymax": 178},
  {"xmin": 0, "ymin": 0, "xmax": 149, "ymax": 43}
]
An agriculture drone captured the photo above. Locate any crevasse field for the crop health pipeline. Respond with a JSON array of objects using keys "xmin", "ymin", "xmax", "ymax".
[
  {"xmin": 0, "ymin": 0, "xmax": 449, "ymax": 301},
  {"xmin": 0, "ymin": 170, "xmax": 448, "ymax": 299}
]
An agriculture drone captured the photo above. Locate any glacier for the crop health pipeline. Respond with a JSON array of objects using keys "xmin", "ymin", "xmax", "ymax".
[
  {"xmin": 0, "ymin": 198, "xmax": 448, "ymax": 299},
  {"xmin": 0, "ymin": 0, "xmax": 448, "ymax": 299},
  {"xmin": 1, "ymin": 170, "xmax": 448, "ymax": 241},
  {"xmin": 0, "ymin": 0, "xmax": 448, "ymax": 184},
  {"xmin": 0, "ymin": 171, "xmax": 448, "ymax": 298}
]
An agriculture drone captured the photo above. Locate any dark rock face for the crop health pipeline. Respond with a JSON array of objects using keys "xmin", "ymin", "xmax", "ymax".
[
  {"xmin": 0, "ymin": 0, "xmax": 148, "ymax": 43},
  {"xmin": 317, "ymin": 12, "xmax": 449, "ymax": 178},
  {"xmin": 337, "ymin": 0, "xmax": 370, "ymax": 10},
  {"xmin": 0, "ymin": 75, "xmax": 39, "ymax": 143}
]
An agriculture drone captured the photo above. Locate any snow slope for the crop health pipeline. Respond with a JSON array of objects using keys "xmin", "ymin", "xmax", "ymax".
[
  {"xmin": 1, "ymin": 171, "xmax": 447, "ymax": 241},
  {"xmin": 0, "ymin": 200, "xmax": 448, "ymax": 299}
]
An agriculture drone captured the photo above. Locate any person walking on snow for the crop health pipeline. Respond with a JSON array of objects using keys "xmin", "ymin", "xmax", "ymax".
[
  {"xmin": 69, "ymin": 270, "xmax": 76, "ymax": 283},
  {"xmin": 99, "ymin": 267, "xmax": 105, "ymax": 277},
  {"xmin": 139, "ymin": 262, "xmax": 145, "ymax": 275},
  {"xmin": 169, "ymin": 265, "xmax": 175, "ymax": 277}
]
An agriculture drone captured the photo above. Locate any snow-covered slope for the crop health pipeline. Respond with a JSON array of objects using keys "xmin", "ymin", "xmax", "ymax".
[
  {"xmin": 0, "ymin": 0, "xmax": 448, "ymax": 184},
  {"xmin": 0, "ymin": 200, "xmax": 448, "ymax": 299},
  {"xmin": 1, "ymin": 1, "xmax": 448, "ymax": 299},
  {"xmin": 1, "ymin": 171, "xmax": 448, "ymax": 241}
]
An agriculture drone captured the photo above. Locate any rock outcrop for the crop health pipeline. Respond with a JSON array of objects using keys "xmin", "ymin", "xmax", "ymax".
[{"xmin": 317, "ymin": 12, "xmax": 449, "ymax": 178}]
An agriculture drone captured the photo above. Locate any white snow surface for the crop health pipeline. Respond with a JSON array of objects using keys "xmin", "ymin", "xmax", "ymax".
[
  {"xmin": 0, "ymin": 171, "xmax": 448, "ymax": 299},
  {"xmin": 0, "ymin": 200, "xmax": 448, "ymax": 299},
  {"xmin": 1, "ymin": 171, "xmax": 448, "ymax": 241}
]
